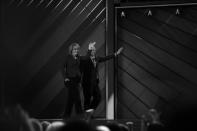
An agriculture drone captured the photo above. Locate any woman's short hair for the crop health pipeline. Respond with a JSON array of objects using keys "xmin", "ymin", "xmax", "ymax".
[{"xmin": 68, "ymin": 43, "xmax": 80, "ymax": 55}]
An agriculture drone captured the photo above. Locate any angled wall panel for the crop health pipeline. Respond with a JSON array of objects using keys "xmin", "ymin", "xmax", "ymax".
[{"xmin": 115, "ymin": 5, "xmax": 197, "ymax": 123}]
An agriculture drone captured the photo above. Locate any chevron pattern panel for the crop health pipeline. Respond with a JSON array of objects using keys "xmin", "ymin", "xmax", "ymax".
[
  {"xmin": 1, "ymin": 0, "xmax": 106, "ymax": 118},
  {"xmin": 116, "ymin": 5, "xmax": 197, "ymax": 122}
]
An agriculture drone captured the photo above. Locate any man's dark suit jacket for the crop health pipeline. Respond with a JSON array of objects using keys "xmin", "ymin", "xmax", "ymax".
[{"xmin": 80, "ymin": 54, "xmax": 115, "ymax": 87}]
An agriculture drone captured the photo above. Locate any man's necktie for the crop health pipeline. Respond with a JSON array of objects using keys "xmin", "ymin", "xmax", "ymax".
[{"xmin": 91, "ymin": 57, "xmax": 96, "ymax": 67}]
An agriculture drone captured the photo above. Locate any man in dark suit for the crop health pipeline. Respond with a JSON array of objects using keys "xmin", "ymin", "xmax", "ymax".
[{"xmin": 80, "ymin": 42, "xmax": 123, "ymax": 116}]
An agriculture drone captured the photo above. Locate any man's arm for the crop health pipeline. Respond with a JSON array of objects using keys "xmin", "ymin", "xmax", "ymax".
[
  {"xmin": 98, "ymin": 47, "xmax": 124, "ymax": 63},
  {"xmin": 98, "ymin": 54, "xmax": 115, "ymax": 63}
]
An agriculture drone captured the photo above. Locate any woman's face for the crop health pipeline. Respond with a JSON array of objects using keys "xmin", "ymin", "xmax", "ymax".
[{"xmin": 72, "ymin": 45, "xmax": 80, "ymax": 57}]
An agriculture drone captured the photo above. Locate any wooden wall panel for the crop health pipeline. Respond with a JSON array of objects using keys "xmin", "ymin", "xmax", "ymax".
[{"xmin": 116, "ymin": 5, "xmax": 197, "ymax": 122}]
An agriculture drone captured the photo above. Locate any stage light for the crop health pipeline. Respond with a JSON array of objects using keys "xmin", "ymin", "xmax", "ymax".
[
  {"xmin": 175, "ymin": 8, "xmax": 180, "ymax": 15},
  {"xmin": 121, "ymin": 11, "xmax": 126, "ymax": 18},
  {"xmin": 147, "ymin": 9, "xmax": 152, "ymax": 16}
]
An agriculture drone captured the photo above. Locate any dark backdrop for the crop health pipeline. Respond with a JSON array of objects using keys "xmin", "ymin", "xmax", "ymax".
[{"xmin": 1, "ymin": 0, "xmax": 106, "ymax": 118}]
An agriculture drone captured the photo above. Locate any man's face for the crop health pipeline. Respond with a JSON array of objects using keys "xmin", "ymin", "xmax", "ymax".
[{"xmin": 72, "ymin": 45, "xmax": 80, "ymax": 57}]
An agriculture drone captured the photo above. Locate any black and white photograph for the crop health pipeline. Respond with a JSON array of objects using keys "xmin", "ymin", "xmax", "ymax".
[{"xmin": 1, "ymin": 0, "xmax": 197, "ymax": 131}]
